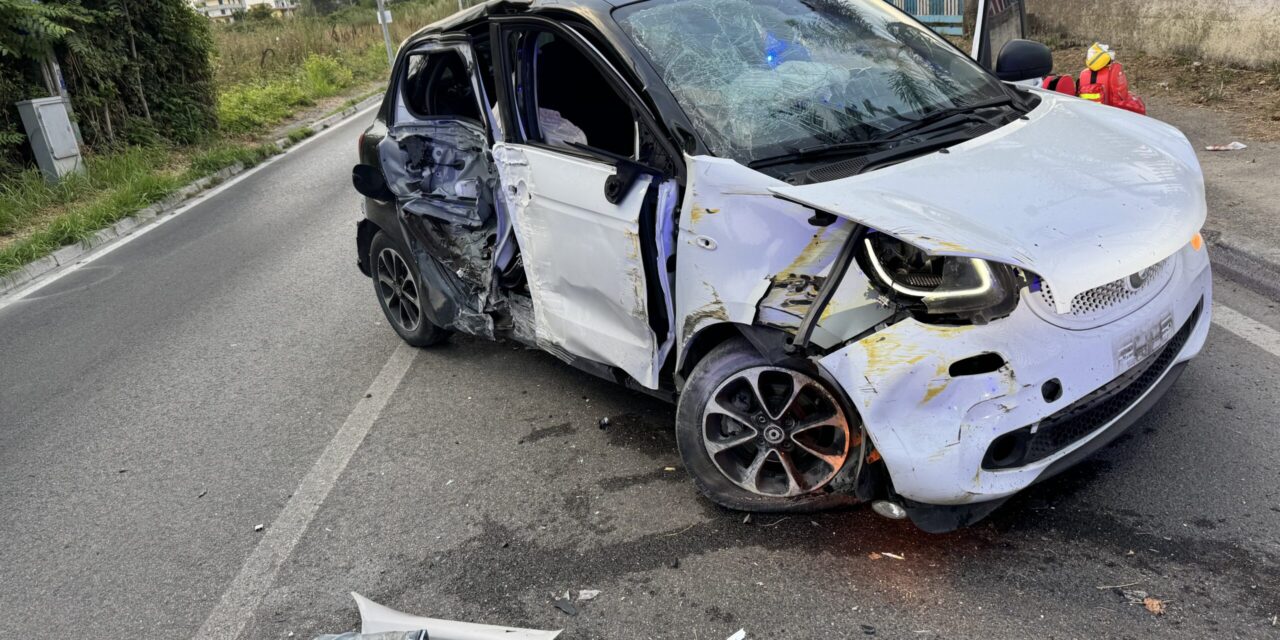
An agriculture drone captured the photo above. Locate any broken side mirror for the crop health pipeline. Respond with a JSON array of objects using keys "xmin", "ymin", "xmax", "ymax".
[
  {"xmin": 993, "ymin": 39, "xmax": 1053, "ymax": 82},
  {"xmin": 352, "ymin": 164, "xmax": 394, "ymax": 201}
]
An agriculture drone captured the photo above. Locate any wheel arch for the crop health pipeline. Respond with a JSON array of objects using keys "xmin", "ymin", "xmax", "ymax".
[
  {"xmin": 677, "ymin": 322, "xmax": 796, "ymax": 388},
  {"xmin": 356, "ymin": 218, "xmax": 381, "ymax": 277}
]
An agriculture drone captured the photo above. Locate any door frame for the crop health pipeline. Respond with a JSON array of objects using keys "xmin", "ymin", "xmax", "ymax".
[{"xmin": 489, "ymin": 16, "xmax": 682, "ymax": 385}]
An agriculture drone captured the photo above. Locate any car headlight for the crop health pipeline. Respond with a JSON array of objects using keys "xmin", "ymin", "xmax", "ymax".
[{"xmin": 857, "ymin": 232, "xmax": 1020, "ymax": 324}]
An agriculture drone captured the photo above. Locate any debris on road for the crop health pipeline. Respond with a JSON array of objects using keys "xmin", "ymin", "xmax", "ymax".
[
  {"xmin": 1118, "ymin": 588, "xmax": 1168, "ymax": 616},
  {"xmin": 348, "ymin": 592, "xmax": 562, "ymax": 639},
  {"xmin": 881, "ymin": 552, "xmax": 906, "ymax": 561},
  {"xmin": 598, "ymin": 417, "xmax": 609, "ymax": 430},
  {"xmin": 254, "ymin": 524, "xmax": 264, "ymax": 532},
  {"xmin": 552, "ymin": 593, "xmax": 578, "ymax": 617},
  {"xmin": 1144, "ymin": 597, "xmax": 1167, "ymax": 616},
  {"xmin": 1206, "ymin": 141, "xmax": 1248, "ymax": 151},
  {"xmin": 726, "ymin": 630, "xmax": 746, "ymax": 640},
  {"xmin": 868, "ymin": 552, "xmax": 882, "ymax": 561},
  {"xmin": 577, "ymin": 589, "xmax": 601, "ymax": 602},
  {"xmin": 315, "ymin": 632, "xmax": 427, "ymax": 640},
  {"xmin": 663, "ymin": 466, "xmax": 676, "ymax": 472}
]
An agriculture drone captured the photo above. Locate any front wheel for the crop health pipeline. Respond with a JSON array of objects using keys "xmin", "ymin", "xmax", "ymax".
[
  {"xmin": 370, "ymin": 231, "xmax": 450, "ymax": 347},
  {"xmin": 675, "ymin": 338, "xmax": 862, "ymax": 512}
]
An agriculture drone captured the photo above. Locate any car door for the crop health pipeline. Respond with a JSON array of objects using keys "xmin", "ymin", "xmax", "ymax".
[
  {"xmin": 971, "ymin": 0, "xmax": 1028, "ymax": 72},
  {"xmin": 377, "ymin": 39, "xmax": 501, "ymax": 336},
  {"xmin": 489, "ymin": 19, "xmax": 680, "ymax": 389}
]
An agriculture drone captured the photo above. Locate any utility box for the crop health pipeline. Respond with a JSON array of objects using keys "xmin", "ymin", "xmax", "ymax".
[{"xmin": 16, "ymin": 96, "xmax": 84, "ymax": 183}]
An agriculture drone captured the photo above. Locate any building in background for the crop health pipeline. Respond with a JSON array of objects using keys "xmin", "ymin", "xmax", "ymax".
[
  {"xmin": 886, "ymin": 0, "xmax": 965, "ymax": 35},
  {"xmin": 187, "ymin": 0, "xmax": 298, "ymax": 21}
]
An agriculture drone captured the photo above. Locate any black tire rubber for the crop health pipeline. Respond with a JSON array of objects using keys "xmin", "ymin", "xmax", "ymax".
[
  {"xmin": 675, "ymin": 337, "xmax": 858, "ymax": 513},
  {"xmin": 370, "ymin": 231, "xmax": 451, "ymax": 348}
]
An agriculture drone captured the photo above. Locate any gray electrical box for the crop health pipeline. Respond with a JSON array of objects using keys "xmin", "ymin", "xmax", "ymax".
[{"xmin": 16, "ymin": 96, "xmax": 84, "ymax": 183}]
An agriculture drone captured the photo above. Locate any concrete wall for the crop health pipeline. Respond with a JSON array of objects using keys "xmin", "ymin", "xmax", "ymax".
[{"xmin": 1027, "ymin": 0, "xmax": 1280, "ymax": 69}]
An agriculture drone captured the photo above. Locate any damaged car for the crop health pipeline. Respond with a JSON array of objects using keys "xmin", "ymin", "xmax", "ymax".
[{"xmin": 352, "ymin": 0, "xmax": 1212, "ymax": 532}]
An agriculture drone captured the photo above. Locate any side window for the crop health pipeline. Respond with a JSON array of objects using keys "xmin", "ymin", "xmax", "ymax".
[
  {"xmin": 505, "ymin": 28, "xmax": 637, "ymax": 158},
  {"xmin": 400, "ymin": 49, "xmax": 482, "ymax": 122}
]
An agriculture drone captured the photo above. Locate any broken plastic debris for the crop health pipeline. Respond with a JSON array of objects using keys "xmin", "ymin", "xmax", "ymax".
[
  {"xmin": 577, "ymin": 589, "xmax": 600, "ymax": 602},
  {"xmin": 1205, "ymin": 142, "xmax": 1247, "ymax": 151},
  {"xmin": 552, "ymin": 595, "xmax": 578, "ymax": 617},
  {"xmin": 663, "ymin": 466, "xmax": 676, "ymax": 472},
  {"xmin": 351, "ymin": 592, "xmax": 562, "ymax": 639},
  {"xmin": 314, "ymin": 632, "xmax": 426, "ymax": 640},
  {"xmin": 881, "ymin": 552, "xmax": 905, "ymax": 561},
  {"xmin": 254, "ymin": 524, "xmax": 264, "ymax": 532},
  {"xmin": 726, "ymin": 630, "xmax": 746, "ymax": 640}
]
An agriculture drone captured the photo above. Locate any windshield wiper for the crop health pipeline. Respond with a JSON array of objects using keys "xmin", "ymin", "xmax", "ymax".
[
  {"xmin": 747, "ymin": 97, "xmax": 1016, "ymax": 170},
  {"xmin": 872, "ymin": 97, "xmax": 1014, "ymax": 142},
  {"xmin": 748, "ymin": 138, "xmax": 894, "ymax": 169}
]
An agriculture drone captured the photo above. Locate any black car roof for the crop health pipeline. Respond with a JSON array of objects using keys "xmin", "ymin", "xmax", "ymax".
[{"xmin": 403, "ymin": 0, "xmax": 636, "ymax": 44}]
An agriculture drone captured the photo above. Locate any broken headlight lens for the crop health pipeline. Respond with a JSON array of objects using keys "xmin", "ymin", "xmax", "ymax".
[{"xmin": 857, "ymin": 232, "xmax": 1020, "ymax": 324}]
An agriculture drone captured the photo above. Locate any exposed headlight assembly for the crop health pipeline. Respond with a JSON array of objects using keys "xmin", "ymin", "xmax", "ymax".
[{"xmin": 857, "ymin": 232, "xmax": 1021, "ymax": 324}]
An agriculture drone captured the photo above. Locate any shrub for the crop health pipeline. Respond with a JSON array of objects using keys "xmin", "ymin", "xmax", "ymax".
[{"xmin": 301, "ymin": 54, "xmax": 355, "ymax": 97}]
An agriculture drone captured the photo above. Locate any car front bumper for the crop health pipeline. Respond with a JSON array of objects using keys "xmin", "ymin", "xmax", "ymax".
[{"xmin": 818, "ymin": 244, "xmax": 1212, "ymax": 524}]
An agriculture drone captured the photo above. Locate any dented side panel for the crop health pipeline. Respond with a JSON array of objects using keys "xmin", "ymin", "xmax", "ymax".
[
  {"xmin": 493, "ymin": 143, "xmax": 669, "ymax": 388},
  {"xmin": 378, "ymin": 41, "xmax": 501, "ymax": 338},
  {"xmin": 674, "ymin": 155, "xmax": 893, "ymax": 369}
]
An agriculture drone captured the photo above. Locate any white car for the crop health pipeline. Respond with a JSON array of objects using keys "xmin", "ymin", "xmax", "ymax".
[{"xmin": 352, "ymin": 0, "xmax": 1212, "ymax": 531}]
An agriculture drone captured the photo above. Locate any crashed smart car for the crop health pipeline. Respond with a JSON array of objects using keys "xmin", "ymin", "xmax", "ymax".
[{"xmin": 352, "ymin": 0, "xmax": 1212, "ymax": 532}]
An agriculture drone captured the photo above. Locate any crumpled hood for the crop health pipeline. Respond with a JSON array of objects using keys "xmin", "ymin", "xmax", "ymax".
[{"xmin": 769, "ymin": 91, "xmax": 1207, "ymax": 312}]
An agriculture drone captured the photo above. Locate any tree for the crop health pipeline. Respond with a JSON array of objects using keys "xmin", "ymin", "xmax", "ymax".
[
  {"xmin": 0, "ymin": 0, "xmax": 87, "ymax": 59},
  {"xmin": 246, "ymin": 3, "xmax": 273, "ymax": 20},
  {"xmin": 49, "ymin": 0, "xmax": 218, "ymax": 147},
  {"xmin": 0, "ymin": 0, "xmax": 89, "ymax": 165}
]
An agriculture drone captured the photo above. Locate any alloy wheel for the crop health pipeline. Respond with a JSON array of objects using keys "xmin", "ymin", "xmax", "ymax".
[
  {"xmin": 375, "ymin": 247, "xmax": 422, "ymax": 333},
  {"xmin": 701, "ymin": 366, "xmax": 853, "ymax": 497}
]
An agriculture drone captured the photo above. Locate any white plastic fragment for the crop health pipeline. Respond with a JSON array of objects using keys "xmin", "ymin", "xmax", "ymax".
[
  {"xmin": 577, "ymin": 589, "xmax": 600, "ymax": 601},
  {"xmin": 352, "ymin": 592, "xmax": 563, "ymax": 640},
  {"xmin": 726, "ymin": 630, "xmax": 747, "ymax": 640},
  {"xmin": 1205, "ymin": 141, "xmax": 1247, "ymax": 151}
]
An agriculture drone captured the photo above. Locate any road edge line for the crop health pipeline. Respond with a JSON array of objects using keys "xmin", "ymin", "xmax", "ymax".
[
  {"xmin": 193, "ymin": 341, "xmax": 418, "ymax": 640},
  {"xmin": 1212, "ymin": 304, "xmax": 1280, "ymax": 358}
]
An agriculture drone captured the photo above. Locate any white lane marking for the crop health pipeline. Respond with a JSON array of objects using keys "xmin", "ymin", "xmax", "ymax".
[
  {"xmin": 0, "ymin": 104, "xmax": 379, "ymax": 314},
  {"xmin": 193, "ymin": 342, "xmax": 417, "ymax": 640},
  {"xmin": 1213, "ymin": 304, "xmax": 1280, "ymax": 358}
]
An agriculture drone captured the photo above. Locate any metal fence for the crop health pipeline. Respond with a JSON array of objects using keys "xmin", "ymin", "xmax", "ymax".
[{"xmin": 886, "ymin": 0, "xmax": 965, "ymax": 35}]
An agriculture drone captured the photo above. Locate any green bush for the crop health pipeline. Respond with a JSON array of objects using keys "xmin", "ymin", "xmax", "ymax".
[
  {"xmin": 301, "ymin": 54, "xmax": 355, "ymax": 97},
  {"xmin": 218, "ymin": 80, "xmax": 312, "ymax": 133}
]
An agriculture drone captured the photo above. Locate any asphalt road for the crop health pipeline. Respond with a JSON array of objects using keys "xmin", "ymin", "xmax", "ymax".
[{"xmin": 1, "ymin": 110, "xmax": 1278, "ymax": 640}]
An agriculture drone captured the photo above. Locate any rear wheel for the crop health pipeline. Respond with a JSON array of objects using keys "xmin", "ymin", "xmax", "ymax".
[
  {"xmin": 675, "ymin": 338, "xmax": 861, "ymax": 512},
  {"xmin": 370, "ymin": 231, "xmax": 450, "ymax": 347}
]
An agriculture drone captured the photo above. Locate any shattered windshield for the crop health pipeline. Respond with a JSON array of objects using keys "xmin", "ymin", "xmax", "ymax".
[{"xmin": 615, "ymin": 0, "xmax": 1010, "ymax": 165}]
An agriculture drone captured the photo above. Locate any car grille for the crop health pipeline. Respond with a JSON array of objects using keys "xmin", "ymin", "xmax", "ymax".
[
  {"xmin": 1033, "ymin": 255, "xmax": 1174, "ymax": 328},
  {"xmin": 982, "ymin": 301, "xmax": 1199, "ymax": 470}
]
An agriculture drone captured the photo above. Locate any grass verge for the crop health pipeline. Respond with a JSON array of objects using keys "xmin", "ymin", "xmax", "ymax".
[{"xmin": 0, "ymin": 141, "xmax": 284, "ymax": 277}]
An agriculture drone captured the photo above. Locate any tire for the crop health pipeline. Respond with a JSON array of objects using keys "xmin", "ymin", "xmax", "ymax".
[
  {"xmin": 369, "ymin": 231, "xmax": 451, "ymax": 347},
  {"xmin": 675, "ymin": 338, "xmax": 861, "ymax": 512}
]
